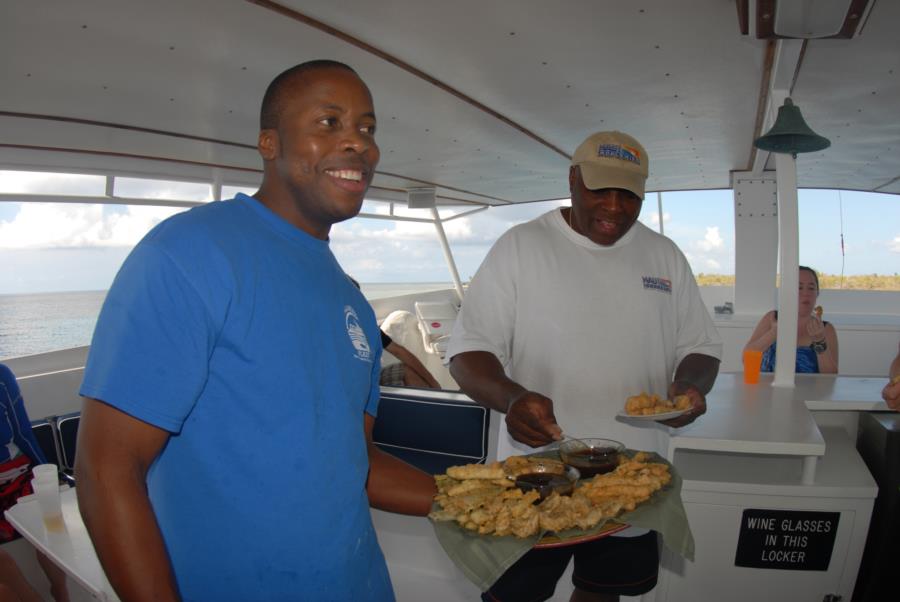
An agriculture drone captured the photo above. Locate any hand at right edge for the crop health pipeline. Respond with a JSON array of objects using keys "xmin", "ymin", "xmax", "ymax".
[
  {"xmin": 505, "ymin": 391, "xmax": 563, "ymax": 447},
  {"xmin": 883, "ymin": 376, "xmax": 900, "ymax": 410}
]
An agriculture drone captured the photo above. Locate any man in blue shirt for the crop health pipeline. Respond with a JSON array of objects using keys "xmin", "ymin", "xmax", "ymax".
[{"xmin": 77, "ymin": 60, "xmax": 435, "ymax": 601}]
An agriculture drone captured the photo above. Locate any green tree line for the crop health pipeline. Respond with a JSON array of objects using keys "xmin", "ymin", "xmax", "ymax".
[{"xmin": 695, "ymin": 273, "xmax": 900, "ymax": 291}]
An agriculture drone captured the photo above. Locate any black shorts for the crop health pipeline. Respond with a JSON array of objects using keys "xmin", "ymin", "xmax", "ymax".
[{"xmin": 481, "ymin": 531, "xmax": 659, "ymax": 602}]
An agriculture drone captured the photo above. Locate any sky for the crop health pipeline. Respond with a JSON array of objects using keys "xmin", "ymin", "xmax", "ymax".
[{"xmin": 1, "ymin": 170, "xmax": 898, "ymax": 295}]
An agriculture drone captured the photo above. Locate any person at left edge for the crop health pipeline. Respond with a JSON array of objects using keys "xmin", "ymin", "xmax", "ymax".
[
  {"xmin": 0, "ymin": 363, "xmax": 70, "ymax": 602},
  {"xmin": 75, "ymin": 60, "xmax": 436, "ymax": 602}
]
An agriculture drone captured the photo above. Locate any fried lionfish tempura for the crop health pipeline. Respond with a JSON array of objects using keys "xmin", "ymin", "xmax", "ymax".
[
  {"xmin": 578, "ymin": 456, "xmax": 671, "ymax": 511},
  {"xmin": 625, "ymin": 392, "xmax": 690, "ymax": 415},
  {"xmin": 446, "ymin": 462, "xmax": 505, "ymax": 480},
  {"xmin": 503, "ymin": 455, "xmax": 566, "ymax": 478},
  {"xmin": 429, "ymin": 452, "xmax": 671, "ymax": 538}
]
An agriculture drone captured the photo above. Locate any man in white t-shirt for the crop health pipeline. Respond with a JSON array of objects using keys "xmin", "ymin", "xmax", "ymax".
[{"xmin": 447, "ymin": 130, "xmax": 722, "ymax": 602}]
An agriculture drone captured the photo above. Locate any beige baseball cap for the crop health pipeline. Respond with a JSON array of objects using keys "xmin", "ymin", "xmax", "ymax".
[{"xmin": 571, "ymin": 131, "xmax": 649, "ymax": 199}]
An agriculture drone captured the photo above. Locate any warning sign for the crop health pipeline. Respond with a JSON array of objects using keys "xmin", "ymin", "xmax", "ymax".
[{"xmin": 734, "ymin": 509, "xmax": 840, "ymax": 571}]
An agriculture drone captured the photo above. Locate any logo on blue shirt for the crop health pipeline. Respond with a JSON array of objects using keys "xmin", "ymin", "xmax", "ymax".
[
  {"xmin": 345, "ymin": 305, "xmax": 372, "ymax": 362},
  {"xmin": 642, "ymin": 276, "xmax": 672, "ymax": 294}
]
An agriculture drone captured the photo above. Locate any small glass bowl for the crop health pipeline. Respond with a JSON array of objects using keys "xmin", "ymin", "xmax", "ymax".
[
  {"xmin": 558, "ymin": 438, "xmax": 625, "ymax": 478},
  {"xmin": 513, "ymin": 465, "xmax": 581, "ymax": 500}
]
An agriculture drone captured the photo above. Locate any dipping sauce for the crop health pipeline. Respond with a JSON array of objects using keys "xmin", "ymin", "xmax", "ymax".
[
  {"xmin": 563, "ymin": 447, "xmax": 620, "ymax": 477},
  {"xmin": 515, "ymin": 472, "xmax": 575, "ymax": 500}
]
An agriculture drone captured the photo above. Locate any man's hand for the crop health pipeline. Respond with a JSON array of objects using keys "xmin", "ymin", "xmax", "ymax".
[
  {"xmin": 505, "ymin": 390, "xmax": 563, "ymax": 447},
  {"xmin": 883, "ymin": 375, "xmax": 900, "ymax": 411},
  {"xmin": 661, "ymin": 381, "xmax": 706, "ymax": 428}
]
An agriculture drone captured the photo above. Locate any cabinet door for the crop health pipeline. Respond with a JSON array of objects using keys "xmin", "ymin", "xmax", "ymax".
[{"xmin": 659, "ymin": 501, "xmax": 857, "ymax": 602}]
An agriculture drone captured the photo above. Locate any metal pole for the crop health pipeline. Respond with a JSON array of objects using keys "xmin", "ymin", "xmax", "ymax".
[
  {"xmin": 430, "ymin": 206, "xmax": 465, "ymax": 303},
  {"xmin": 773, "ymin": 152, "xmax": 799, "ymax": 388},
  {"xmin": 657, "ymin": 191, "xmax": 664, "ymax": 235},
  {"xmin": 212, "ymin": 169, "xmax": 223, "ymax": 202}
]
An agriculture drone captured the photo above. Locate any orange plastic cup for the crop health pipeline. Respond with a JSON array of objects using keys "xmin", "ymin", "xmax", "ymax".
[{"xmin": 743, "ymin": 350, "xmax": 763, "ymax": 384}]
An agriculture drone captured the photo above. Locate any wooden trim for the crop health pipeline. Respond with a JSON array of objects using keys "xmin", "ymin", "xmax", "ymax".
[
  {"xmin": 756, "ymin": 0, "xmax": 777, "ymax": 38},
  {"xmin": 246, "ymin": 0, "xmax": 571, "ymax": 160},
  {"xmin": 747, "ymin": 41, "xmax": 776, "ymax": 170},
  {"xmin": 835, "ymin": 0, "xmax": 871, "ymax": 38},
  {"xmin": 789, "ymin": 40, "xmax": 808, "ymax": 95},
  {"xmin": 736, "ymin": 0, "xmax": 749, "ymax": 35}
]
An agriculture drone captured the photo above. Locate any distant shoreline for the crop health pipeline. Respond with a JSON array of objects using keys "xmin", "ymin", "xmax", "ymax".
[
  {"xmin": 696, "ymin": 274, "xmax": 900, "ymax": 291},
  {"xmin": 4, "ymin": 274, "xmax": 899, "ymax": 296}
]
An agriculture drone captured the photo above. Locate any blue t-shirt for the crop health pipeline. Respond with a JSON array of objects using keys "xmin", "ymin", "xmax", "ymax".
[{"xmin": 81, "ymin": 195, "xmax": 391, "ymax": 601}]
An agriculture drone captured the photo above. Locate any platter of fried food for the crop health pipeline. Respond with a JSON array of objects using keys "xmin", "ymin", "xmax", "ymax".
[
  {"xmin": 618, "ymin": 391, "xmax": 691, "ymax": 421},
  {"xmin": 429, "ymin": 452, "xmax": 671, "ymax": 541}
]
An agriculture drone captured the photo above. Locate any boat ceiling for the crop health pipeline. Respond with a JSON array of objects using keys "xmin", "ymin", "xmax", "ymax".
[{"xmin": 2, "ymin": 0, "xmax": 898, "ymax": 207}]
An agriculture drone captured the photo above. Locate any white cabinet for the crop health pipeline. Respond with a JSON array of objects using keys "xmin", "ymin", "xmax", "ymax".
[{"xmin": 655, "ymin": 428, "xmax": 875, "ymax": 602}]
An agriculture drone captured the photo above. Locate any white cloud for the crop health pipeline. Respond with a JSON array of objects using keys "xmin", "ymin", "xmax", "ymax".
[
  {"xmin": 347, "ymin": 257, "xmax": 385, "ymax": 272},
  {"xmin": 889, "ymin": 235, "xmax": 900, "ymax": 253},
  {"xmin": 696, "ymin": 226, "xmax": 723, "ymax": 252},
  {"xmin": 0, "ymin": 203, "xmax": 181, "ymax": 250},
  {"xmin": 671, "ymin": 225, "xmax": 733, "ymax": 275},
  {"xmin": 0, "ymin": 170, "xmax": 105, "ymax": 195}
]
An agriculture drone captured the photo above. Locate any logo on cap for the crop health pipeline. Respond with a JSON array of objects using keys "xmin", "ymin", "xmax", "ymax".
[{"xmin": 597, "ymin": 144, "xmax": 642, "ymax": 166}]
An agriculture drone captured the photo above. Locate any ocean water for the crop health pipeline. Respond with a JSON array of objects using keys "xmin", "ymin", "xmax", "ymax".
[
  {"xmin": 0, "ymin": 283, "xmax": 453, "ymax": 360},
  {"xmin": 0, "ymin": 290, "xmax": 107, "ymax": 360}
]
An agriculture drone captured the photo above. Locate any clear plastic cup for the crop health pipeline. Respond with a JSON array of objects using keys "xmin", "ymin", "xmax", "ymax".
[
  {"xmin": 30, "ymin": 464, "xmax": 64, "ymax": 532},
  {"xmin": 31, "ymin": 463, "xmax": 58, "ymax": 482}
]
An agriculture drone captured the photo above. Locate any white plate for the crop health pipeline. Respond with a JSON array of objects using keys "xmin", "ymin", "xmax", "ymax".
[{"xmin": 616, "ymin": 408, "xmax": 689, "ymax": 421}]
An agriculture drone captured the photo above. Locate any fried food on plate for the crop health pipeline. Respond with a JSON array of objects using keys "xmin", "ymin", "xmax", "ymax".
[
  {"xmin": 579, "ymin": 456, "xmax": 672, "ymax": 511},
  {"xmin": 446, "ymin": 461, "xmax": 505, "ymax": 480},
  {"xmin": 625, "ymin": 391, "xmax": 691, "ymax": 415},
  {"xmin": 503, "ymin": 455, "xmax": 566, "ymax": 477},
  {"xmin": 430, "ymin": 452, "xmax": 671, "ymax": 538}
]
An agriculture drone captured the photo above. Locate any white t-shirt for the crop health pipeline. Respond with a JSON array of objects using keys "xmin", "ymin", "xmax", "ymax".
[{"xmin": 448, "ymin": 208, "xmax": 722, "ymax": 459}]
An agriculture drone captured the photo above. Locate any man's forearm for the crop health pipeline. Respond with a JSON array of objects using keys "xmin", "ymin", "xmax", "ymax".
[
  {"xmin": 76, "ymin": 399, "xmax": 179, "ymax": 602},
  {"xmin": 673, "ymin": 353, "xmax": 720, "ymax": 395},
  {"xmin": 78, "ymin": 471, "xmax": 180, "ymax": 601},
  {"xmin": 366, "ymin": 444, "xmax": 436, "ymax": 515},
  {"xmin": 449, "ymin": 351, "xmax": 526, "ymax": 412}
]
